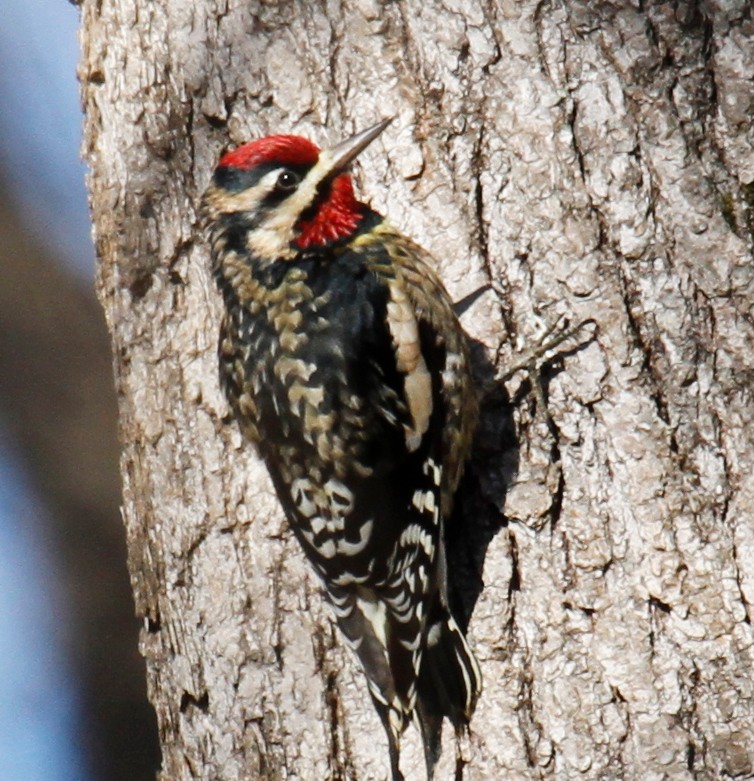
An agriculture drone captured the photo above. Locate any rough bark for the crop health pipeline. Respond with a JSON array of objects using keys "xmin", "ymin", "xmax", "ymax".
[{"xmin": 80, "ymin": 1, "xmax": 754, "ymax": 779}]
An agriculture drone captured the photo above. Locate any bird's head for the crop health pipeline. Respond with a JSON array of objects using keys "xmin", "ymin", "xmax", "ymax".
[{"xmin": 204, "ymin": 118, "xmax": 392, "ymax": 258}]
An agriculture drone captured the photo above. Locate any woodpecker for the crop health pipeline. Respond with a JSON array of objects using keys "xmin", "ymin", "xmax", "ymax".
[{"xmin": 203, "ymin": 118, "xmax": 482, "ymax": 780}]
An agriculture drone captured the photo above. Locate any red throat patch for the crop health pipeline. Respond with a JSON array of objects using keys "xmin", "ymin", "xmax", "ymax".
[{"xmin": 295, "ymin": 173, "xmax": 365, "ymax": 249}]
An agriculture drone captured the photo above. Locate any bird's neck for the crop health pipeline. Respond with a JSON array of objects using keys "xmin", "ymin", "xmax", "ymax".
[{"xmin": 294, "ymin": 173, "xmax": 368, "ymax": 249}]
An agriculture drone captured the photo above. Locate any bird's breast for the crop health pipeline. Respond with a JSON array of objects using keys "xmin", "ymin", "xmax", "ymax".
[{"xmin": 222, "ymin": 261, "xmax": 382, "ymax": 480}]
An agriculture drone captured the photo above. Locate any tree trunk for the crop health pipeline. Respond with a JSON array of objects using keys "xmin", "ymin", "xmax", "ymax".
[{"xmin": 80, "ymin": 1, "xmax": 754, "ymax": 779}]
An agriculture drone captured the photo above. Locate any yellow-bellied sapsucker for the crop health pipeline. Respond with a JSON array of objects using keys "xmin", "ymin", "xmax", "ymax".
[{"xmin": 203, "ymin": 118, "xmax": 482, "ymax": 780}]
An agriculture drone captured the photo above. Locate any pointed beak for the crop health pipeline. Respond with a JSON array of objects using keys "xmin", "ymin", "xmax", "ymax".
[{"xmin": 318, "ymin": 117, "xmax": 394, "ymax": 176}]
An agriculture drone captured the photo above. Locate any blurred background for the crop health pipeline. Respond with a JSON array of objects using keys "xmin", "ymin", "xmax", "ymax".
[{"xmin": 0, "ymin": 2, "xmax": 159, "ymax": 779}]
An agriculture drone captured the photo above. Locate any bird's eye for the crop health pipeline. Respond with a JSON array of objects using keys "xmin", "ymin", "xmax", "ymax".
[{"xmin": 275, "ymin": 170, "xmax": 300, "ymax": 192}]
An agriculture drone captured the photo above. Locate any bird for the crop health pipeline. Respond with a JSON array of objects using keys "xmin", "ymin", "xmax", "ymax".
[{"xmin": 203, "ymin": 117, "xmax": 482, "ymax": 780}]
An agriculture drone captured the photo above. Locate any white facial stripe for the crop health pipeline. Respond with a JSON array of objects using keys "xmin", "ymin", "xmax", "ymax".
[
  {"xmin": 213, "ymin": 165, "xmax": 301, "ymax": 217},
  {"xmin": 217, "ymin": 175, "xmax": 274, "ymax": 214},
  {"xmin": 245, "ymin": 156, "xmax": 337, "ymax": 258},
  {"xmin": 260, "ymin": 154, "xmax": 333, "ymax": 231}
]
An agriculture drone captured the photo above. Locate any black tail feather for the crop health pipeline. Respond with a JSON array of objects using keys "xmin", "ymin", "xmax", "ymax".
[
  {"xmin": 415, "ymin": 695, "xmax": 444, "ymax": 780},
  {"xmin": 328, "ymin": 588, "xmax": 480, "ymax": 780},
  {"xmin": 372, "ymin": 697, "xmax": 406, "ymax": 781},
  {"xmin": 415, "ymin": 608, "xmax": 482, "ymax": 779}
]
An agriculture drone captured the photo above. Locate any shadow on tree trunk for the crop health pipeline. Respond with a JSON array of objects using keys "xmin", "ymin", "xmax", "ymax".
[{"xmin": 448, "ymin": 337, "xmax": 517, "ymax": 630}]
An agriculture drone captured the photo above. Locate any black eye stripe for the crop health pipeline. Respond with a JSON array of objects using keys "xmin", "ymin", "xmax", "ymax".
[
  {"xmin": 297, "ymin": 177, "xmax": 335, "ymax": 223},
  {"xmin": 213, "ymin": 162, "xmax": 311, "ymax": 193}
]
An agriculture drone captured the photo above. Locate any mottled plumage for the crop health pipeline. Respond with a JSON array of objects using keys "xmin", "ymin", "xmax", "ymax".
[{"xmin": 204, "ymin": 120, "xmax": 481, "ymax": 780}]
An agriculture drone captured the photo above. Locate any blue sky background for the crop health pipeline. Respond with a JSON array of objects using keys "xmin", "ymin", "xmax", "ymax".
[
  {"xmin": 0, "ymin": 0, "xmax": 93, "ymax": 279},
  {"xmin": 0, "ymin": 1, "xmax": 94, "ymax": 779},
  {"xmin": 0, "ymin": 435, "xmax": 90, "ymax": 781}
]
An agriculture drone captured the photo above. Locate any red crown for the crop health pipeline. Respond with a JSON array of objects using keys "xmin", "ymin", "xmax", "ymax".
[{"xmin": 218, "ymin": 135, "xmax": 320, "ymax": 170}]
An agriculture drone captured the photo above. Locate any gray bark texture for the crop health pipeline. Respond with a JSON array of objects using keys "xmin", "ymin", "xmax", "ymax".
[{"xmin": 80, "ymin": 1, "xmax": 754, "ymax": 779}]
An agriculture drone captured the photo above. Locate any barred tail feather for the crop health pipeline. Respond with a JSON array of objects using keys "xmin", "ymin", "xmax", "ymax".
[{"xmin": 415, "ymin": 608, "xmax": 482, "ymax": 778}]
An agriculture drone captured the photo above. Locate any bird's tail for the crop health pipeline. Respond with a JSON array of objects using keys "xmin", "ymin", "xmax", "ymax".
[{"xmin": 415, "ymin": 604, "xmax": 482, "ymax": 777}]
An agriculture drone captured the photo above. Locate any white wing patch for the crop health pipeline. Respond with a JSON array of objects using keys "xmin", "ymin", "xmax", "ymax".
[{"xmin": 385, "ymin": 280, "xmax": 432, "ymax": 451}]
